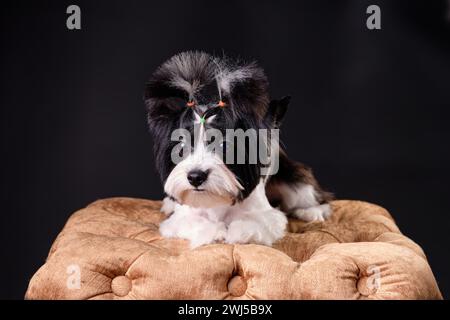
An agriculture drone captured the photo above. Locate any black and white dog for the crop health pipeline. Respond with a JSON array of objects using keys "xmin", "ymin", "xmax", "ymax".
[{"xmin": 145, "ymin": 51, "xmax": 333, "ymax": 248}]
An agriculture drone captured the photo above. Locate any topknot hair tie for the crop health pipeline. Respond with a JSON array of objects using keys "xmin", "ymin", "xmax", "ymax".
[{"xmin": 218, "ymin": 100, "xmax": 226, "ymax": 108}]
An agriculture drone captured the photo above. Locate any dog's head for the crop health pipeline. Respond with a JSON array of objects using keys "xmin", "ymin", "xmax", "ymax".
[{"xmin": 145, "ymin": 51, "xmax": 289, "ymax": 208}]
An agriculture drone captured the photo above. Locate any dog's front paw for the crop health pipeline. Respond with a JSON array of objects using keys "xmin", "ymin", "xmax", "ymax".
[
  {"xmin": 188, "ymin": 222, "xmax": 227, "ymax": 249},
  {"xmin": 159, "ymin": 215, "xmax": 179, "ymax": 238},
  {"xmin": 160, "ymin": 196, "xmax": 176, "ymax": 215},
  {"xmin": 225, "ymin": 220, "xmax": 262, "ymax": 244},
  {"xmin": 225, "ymin": 210, "xmax": 287, "ymax": 246},
  {"xmin": 291, "ymin": 203, "xmax": 332, "ymax": 222},
  {"xmin": 159, "ymin": 213, "xmax": 227, "ymax": 248}
]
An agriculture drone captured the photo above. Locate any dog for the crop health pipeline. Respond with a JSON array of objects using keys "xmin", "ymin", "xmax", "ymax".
[{"xmin": 144, "ymin": 51, "xmax": 333, "ymax": 248}]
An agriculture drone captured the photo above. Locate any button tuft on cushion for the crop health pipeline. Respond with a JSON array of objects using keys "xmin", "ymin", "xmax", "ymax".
[
  {"xmin": 227, "ymin": 276, "xmax": 247, "ymax": 297},
  {"xmin": 357, "ymin": 276, "xmax": 378, "ymax": 296},
  {"xmin": 111, "ymin": 276, "xmax": 132, "ymax": 297}
]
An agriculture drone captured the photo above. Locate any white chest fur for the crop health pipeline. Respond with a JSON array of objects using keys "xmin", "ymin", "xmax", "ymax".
[{"xmin": 159, "ymin": 181, "xmax": 288, "ymax": 248}]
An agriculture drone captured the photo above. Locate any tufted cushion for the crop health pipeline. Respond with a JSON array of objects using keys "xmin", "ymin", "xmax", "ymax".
[{"xmin": 25, "ymin": 198, "xmax": 442, "ymax": 300}]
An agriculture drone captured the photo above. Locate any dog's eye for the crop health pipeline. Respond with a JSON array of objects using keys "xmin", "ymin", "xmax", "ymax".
[
  {"xmin": 205, "ymin": 135, "xmax": 217, "ymax": 146},
  {"xmin": 220, "ymin": 140, "xmax": 232, "ymax": 151},
  {"xmin": 169, "ymin": 138, "xmax": 189, "ymax": 163},
  {"xmin": 178, "ymin": 142, "xmax": 185, "ymax": 158}
]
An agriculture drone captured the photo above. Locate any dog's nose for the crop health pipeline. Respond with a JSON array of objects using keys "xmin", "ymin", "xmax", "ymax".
[{"xmin": 187, "ymin": 170, "xmax": 208, "ymax": 187}]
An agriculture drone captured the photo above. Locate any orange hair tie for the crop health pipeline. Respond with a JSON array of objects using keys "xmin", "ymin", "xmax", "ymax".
[
  {"xmin": 186, "ymin": 101, "xmax": 195, "ymax": 107},
  {"xmin": 218, "ymin": 100, "xmax": 226, "ymax": 108}
]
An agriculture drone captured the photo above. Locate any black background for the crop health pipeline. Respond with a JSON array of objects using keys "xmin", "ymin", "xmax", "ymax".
[{"xmin": 1, "ymin": 0, "xmax": 449, "ymax": 299}]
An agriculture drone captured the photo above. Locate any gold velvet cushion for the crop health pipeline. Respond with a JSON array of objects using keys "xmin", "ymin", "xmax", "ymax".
[{"xmin": 25, "ymin": 198, "xmax": 442, "ymax": 299}]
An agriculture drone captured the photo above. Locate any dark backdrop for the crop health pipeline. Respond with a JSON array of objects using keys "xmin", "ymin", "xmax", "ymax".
[{"xmin": 1, "ymin": 0, "xmax": 449, "ymax": 299}]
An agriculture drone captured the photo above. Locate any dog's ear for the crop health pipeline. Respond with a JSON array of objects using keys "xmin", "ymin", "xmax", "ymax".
[
  {"xmin": 265, "ymin": 95, "xmax": 291, "ymax": 128},
  {"xmin": 223, "ymin": 63, "xmax": 270, "ymax": 119},
  {"xmin": 144, "ymin": 77, "xmax": 191, "ymax": 132}
]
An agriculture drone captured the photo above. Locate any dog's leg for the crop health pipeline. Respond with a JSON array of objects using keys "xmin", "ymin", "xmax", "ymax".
[
  {"xmin": 159, "ymin": 204, "xmax": 227, "ymax": 248},
  {"xmin": 224, "ymin": 181, "xmax": 288, "ymax": 246},
  {"xmin": 266, "ymin": 151, "xmax": 333, "ymax": 222},
  {"xmin": 160, "ymin": 196, "xmax": 176, "ymax": 215},
  {"xmin": 225, "ymin": 208, "xmax": 287, "ymax": 245}
]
